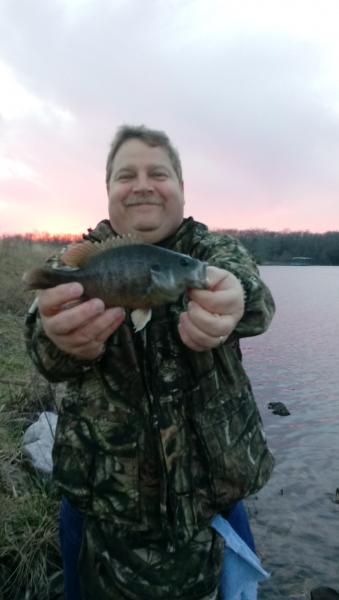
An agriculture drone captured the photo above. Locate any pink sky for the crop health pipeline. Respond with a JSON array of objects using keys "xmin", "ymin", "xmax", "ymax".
[{"xmin": 1, "ymin": 0, "xmax": 339, "ymax": 235}]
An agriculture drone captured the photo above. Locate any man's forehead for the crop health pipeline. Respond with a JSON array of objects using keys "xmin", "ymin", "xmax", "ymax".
[{"xmin": 113, "ymin": 139, "xmax": 173, "ymax": 170}]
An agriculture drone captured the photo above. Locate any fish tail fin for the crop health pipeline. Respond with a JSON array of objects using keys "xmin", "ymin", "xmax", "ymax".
[{"xmin": 23, "ymin": 267, "xmax": 61, "ymax": 290}]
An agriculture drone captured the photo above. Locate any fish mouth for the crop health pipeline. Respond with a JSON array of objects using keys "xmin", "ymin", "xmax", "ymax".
[
  {"xmin": 188, "ymin": 261, "xmax": 209, "ymax": 289},
  {"xmin": 199, "ymin": 261, "xmax": 209, "ymax": 288}
]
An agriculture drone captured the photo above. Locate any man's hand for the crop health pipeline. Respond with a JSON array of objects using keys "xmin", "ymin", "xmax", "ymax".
[
  {"xmin": 178, "ymin": 266, "xmax": 245, "ymax": 352},
  {"xmin": 38, "ymin": 282, "xmax": 125, "ymax": 361}
]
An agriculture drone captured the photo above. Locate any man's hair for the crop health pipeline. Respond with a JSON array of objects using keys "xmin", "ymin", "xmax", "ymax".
[{"xmin": 105, "ymin": 125, "xmax": 183, "ymax": 188}]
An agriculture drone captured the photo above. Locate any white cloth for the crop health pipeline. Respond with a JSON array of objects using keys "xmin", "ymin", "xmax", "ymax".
[{"xmin": 22, "ymin": 411, "xmax": 57, "ymax": 474}]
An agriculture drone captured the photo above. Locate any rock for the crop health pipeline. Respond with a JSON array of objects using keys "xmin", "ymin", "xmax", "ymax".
[
  {"xmin": 22, "ymin": 412, "xmax": 58, "ymax": 475},
  {"xmin": 335, "ymin": 488, "xmax": 339, "ymax": 504},
  {"xmin": 310, "ymin": 588, "xmax": 339, "ymax": 599},
  {"xmin": 268, "ymin": 401, "xmax": 290, "ymax": 416}
]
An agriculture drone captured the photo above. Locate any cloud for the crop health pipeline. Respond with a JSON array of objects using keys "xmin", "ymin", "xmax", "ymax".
[
  {"xmin": 0, "ymin": 60, "xmax": 73, "ymax": 125},
  {"xmin": 0, "ymin": 0, "xmax": 339, "ymax": 233},
  {"xmin": 0, "ymin": 156, "xmax": 39, "ymax": 182}
]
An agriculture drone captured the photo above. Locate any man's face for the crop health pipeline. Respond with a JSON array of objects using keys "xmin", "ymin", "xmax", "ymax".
[{"xmin": 107, "ymin": 139, "xmax": 185, "ymax": 243}]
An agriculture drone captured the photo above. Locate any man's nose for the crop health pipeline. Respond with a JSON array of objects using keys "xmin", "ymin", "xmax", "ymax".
[{"xmin": 132, "ymin": 173, "xmax": 154, "ymax": 193}]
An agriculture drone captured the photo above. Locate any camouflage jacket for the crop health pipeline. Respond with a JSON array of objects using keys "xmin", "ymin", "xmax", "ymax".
[{"xmin": 25, "ymin": 217, "xmax": 275, "ymax": 598}]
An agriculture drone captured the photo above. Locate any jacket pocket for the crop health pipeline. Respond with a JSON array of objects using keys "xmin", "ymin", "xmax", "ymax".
[
  {"xmin": 90, "ymin": 409, "xmax": 141, "ymax": 523},
  {"xmin": 190, "ymin": 385, "xmax": 274, "ymax": 507},
  {"xmin": 57, "ymin": 373, "xmax": 141, "ymax": 523},
  {"xmin": 53, "ymin": 414, "xmax": 95, "ymax": 512}
]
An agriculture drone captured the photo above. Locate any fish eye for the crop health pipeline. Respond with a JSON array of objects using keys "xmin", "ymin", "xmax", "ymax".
[
  {"xmin": 151, "ymin": 263, "xmax": 161, "ymax": 271},
  {"xmin": 180, "ymin": 258, "xmax": 190, "ymax": 267}
]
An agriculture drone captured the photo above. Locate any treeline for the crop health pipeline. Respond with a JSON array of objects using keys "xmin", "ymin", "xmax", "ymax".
[
  {"xmin": 2, "ymin": 230, "xmax": 339, "ymax": 265},
  {"xmin": 218, "ymin": 229, "xmax": 339, "ymax": 265},
  {"xmin": 0, "ymin": 232, "xmax": 81, "ymax": 245}
]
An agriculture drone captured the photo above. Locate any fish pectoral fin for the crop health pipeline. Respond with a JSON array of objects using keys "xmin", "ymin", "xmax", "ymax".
[
  {"xmin": 131, "ymin": 308, "xmax": 152, "ymax": 332},
  {"xmin": 149, "ymin": 268, "xmax": 178, "ymax": 300},
  {"xmin": 150, "ymin": 267, "xmax": 169, "ymax": 290}
]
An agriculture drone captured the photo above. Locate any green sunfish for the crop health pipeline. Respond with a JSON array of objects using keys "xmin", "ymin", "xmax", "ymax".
[{"xmin": 23, "ymin": 237, "xmax": 208, "ymax": 331}]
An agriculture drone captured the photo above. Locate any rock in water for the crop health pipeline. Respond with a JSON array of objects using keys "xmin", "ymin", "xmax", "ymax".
[{"xmin": 268, "ymin": 401, "xmax": 290, "ymax": 416}]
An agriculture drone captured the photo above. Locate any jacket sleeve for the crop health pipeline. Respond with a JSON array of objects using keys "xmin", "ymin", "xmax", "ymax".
[
  {"xmin": 194, "ymin": 232, "xmax": 275, "ymax": 338},
  {"xmin": 24, "ymin": 221, "xmax": 117, "ymax": 383},
  {"xmin": 24, "ymin": 244, "xmax": 98, "ymax": 383}
]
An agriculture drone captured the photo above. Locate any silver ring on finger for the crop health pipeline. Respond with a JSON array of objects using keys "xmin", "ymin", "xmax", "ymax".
[{"xmin": 218, "ymin": 335, "xmax": 227, "ymax": 345}]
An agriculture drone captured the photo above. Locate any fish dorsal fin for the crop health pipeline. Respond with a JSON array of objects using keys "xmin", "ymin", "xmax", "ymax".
[{"xmin": 61, "ymin": 234, "xmax": 144, "ymax": 268}]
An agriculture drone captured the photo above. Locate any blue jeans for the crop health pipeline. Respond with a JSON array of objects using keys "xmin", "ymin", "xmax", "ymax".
[
  {"xmin": 59, "ymin": 497, "xmax": 84, "ymax": 600},
  {"xmin": 59, "ymin": 497, "xmax": 255, "ymax": 600}
]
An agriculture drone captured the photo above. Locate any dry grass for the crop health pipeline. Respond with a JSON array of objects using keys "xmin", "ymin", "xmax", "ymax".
[
  {"xmin": 0, "ymin": 237, "xmax": 66, "ymax": 599},
  {"xmin": 0, "ymin": 236, "xmax": 61, "ymax": 316},
  {"xmin": 0, "ymin": 469, "xmax": 62, "ymax": 599}
]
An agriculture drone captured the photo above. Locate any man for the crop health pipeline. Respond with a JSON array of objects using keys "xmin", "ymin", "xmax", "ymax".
[{"xmin": 25, "ymin": 125, "xmax": 275, "ymax": 599}]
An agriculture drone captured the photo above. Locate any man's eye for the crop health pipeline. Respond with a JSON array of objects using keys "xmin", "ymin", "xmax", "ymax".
[
  {"xmin": 152, "ymin": 172, "xmax": 167, "ymax": 179},
  {"xmin": 117, "ymin": 173, "xmax": 134, "ymax": 181}
]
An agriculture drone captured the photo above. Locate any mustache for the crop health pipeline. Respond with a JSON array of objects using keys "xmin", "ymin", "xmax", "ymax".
[{"xmin": 126, "ymin": 195, "xmax": 162, "ymax": 207}]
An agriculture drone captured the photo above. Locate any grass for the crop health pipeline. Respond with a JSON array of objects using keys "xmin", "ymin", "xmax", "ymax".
[
  {"xmin": 0, "ymin": 237, "xmax": 68, "ymax": 599},
  {"xmin": 0, "ymin": 474, "xmax": 62, "ymax": 599}
]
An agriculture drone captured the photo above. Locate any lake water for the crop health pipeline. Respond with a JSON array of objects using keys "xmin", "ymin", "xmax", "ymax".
[{"xmin": 241, "ymin": 266, "xmax": 339, "ymax": 599}]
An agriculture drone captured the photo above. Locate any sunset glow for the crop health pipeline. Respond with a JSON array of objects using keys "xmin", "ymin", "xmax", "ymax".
[{"xmin": 1, "ymin": 0, "xmax": 339, "ymax": 235}]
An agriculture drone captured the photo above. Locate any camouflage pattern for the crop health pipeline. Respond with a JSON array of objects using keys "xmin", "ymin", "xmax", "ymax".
[
  {"xmin": 79, "ymin": 517, "xmax": 223, "ymax": 599},
  {"xmin": 25, "ymin": 217, "xmax": 275, "ymax": 599}
]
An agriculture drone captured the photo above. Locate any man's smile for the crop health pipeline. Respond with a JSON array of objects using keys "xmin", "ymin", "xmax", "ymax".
[{"xmin": 125, "ymin": 198, "xmax": 162, "ymax": 207}]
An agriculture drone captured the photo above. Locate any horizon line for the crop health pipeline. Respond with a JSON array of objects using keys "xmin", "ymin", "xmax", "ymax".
[{"xmin": 1, "ymin": 227, "xmax": 339, "ymax": 239}]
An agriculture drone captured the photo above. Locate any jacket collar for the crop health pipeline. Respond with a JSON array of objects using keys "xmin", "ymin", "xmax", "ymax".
[{"xmin": 85, "ymin": 216, "xmax": 207, "ymax": 251}]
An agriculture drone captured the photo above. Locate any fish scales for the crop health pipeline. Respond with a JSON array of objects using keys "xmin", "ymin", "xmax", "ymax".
[{"xmin": 82, "ymin": 245, "xmax": 153, "ymax": 307}]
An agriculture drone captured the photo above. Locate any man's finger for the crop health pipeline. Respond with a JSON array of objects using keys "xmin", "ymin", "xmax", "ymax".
[
  {"xmin": 178, "ymin": 320, "xmax": 206, "ymax": 352},
  {"xmin": 187, "ymin": 302, "xmax": 233, "ymax": 337},
  {"xmin": 206, "ymin": 266, "xmax": 232, "ymax": 290},
  {"xmin": 78, "ymin": 307, "xmax": 126, "ymax": 344},
  {"xmin": 38, "ymin": 283, "xmax": 84, "ymax": 317},
  {"xmin": 188, "ymin": 287, "xmax": 241, "ymax": 314},
  {"xmin": 179, "ymin": 312, "xmax": 225, "ymax": 350},
  {"xmin": 67, "ymin": 339, "xmax": 106, "ymax": 360},
  {"xmin": 43, "ymin": 298, "xmax": 105, "ymax": 336}
]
